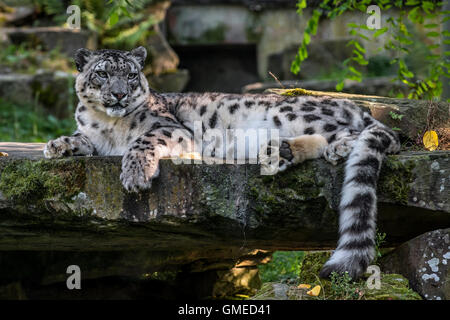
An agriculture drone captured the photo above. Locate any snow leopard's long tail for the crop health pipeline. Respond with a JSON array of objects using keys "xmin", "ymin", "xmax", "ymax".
[{"xmin": 320, "ymin": 119, "xmax": 400, "ymax": 280}]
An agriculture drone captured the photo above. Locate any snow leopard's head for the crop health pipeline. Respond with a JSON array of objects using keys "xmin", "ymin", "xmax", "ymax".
[{"xmin": 74, "ymin": 47, "xmax": 149, "ymax": 117}]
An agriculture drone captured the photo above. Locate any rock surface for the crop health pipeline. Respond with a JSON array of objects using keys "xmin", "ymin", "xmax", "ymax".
[
  {"xmin": 380, "ymin": 228, "xmax": 450, "ymax": 300},
  {"xmin": 0, "ymin": 71, "xmax": 76, "ymax": 119},
  {"xmin": 0, "ymin": 143, "xmax": 448, "ymax": 298},
  {"xmin": 2, "ymin": 27, "xmax": 94, "ymax": 57},
  {"xmin": 0, "ymin": 142, "xmax": 448, "ymax": 251}
]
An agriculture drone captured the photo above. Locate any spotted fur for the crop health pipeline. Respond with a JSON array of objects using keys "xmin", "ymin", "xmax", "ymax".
[{"xmin": 44, "ymin": 47, "xmax": 400, "ymax": 279}]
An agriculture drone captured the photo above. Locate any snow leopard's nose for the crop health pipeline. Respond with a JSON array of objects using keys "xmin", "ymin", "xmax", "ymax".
[{"xmin": 112, "ymin": 91, "xmax": 127, "ymax": 101}]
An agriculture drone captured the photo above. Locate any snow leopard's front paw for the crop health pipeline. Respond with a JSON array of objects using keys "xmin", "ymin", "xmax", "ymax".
[
  {"xmin": 120, "ymin": 152, "xmax": 160, "ymax": 193},
  {"xmin": 43, "ymin": 136, "xmax": 73, "ymax": 159}
]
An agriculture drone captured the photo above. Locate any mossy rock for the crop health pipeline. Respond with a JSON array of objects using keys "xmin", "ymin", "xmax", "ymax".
[
  {"xmin": 298, "ymin": 251, "xmax": 331, "ymax": 284},
  {"xmin": 0, "ymin": 159, "xmax": 84, "ymax": 204},
  {"xmin": 363, "ymin": 274, "xmax": 421, "ymax": 300},
  {"xmin": 253, "ymin": 251, "xmax": 421, "ymax": 300}
]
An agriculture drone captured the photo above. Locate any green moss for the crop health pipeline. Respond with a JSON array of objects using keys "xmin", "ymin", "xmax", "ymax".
[
  {"xmin": 0, "ymin": 159, "xmax": 85, "ymax": 204},
  {"xmin": 254, "ymin": 251, "xmax": 422, "ymax": 300},
  {"xmin": 364, "ymin": 274, "xmax": 422, "ymax": 300},
  {"xmin": 298, "ymin": 251, "xmax": 331, "ymax": 285},
  {"xmin": 251, "ymin": 162, "xmax": 322, "ymax": 202},
  {"xmin": 279, "ymin": 88, "xmax": 314, "ymax": 96},
  {"xmin": 378, "ymin": 156, "xmax": 416, "ymax": 204},
  {"xmin": 249, "ymin": 162, "xmax": 325, "ymax": 219},
  {"xmin": 296, "ymin": 252, "xmax": 421, "ymax": 300}
]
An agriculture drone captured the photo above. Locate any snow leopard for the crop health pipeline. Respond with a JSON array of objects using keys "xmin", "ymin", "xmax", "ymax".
[{"xmin": 44, "ymin": 47, "xmax": 401, "ymax": 280}]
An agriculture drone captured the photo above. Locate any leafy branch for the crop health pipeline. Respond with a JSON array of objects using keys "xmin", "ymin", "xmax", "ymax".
[{"xmin": 291, "ymin": 0, "xmax": 449, "ymax": 101}]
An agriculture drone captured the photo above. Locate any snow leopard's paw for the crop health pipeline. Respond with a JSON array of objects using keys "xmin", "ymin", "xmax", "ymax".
[
  {"xmin": 323, "ymin": 136, "xmax": 357, "ymax": 166},
  {"xmin": 44, "ymin": 136, "xmax": 73, "ymax": 159},
  {"xmin": 120, "ymin": 151, "xmax": 159, "ymax": 193},
  {"xmin": 278, "ymin": 134, "xmax": 328, "ymax": 171}
]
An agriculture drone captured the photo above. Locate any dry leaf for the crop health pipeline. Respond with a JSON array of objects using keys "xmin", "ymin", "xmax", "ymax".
[
  {"xmin": 306, "ymin": 285, "xmax": 321, "ymax": 296},
  {"xmin": 297, "ymin": 284, "xmax": 311, "ymax": 289},
  {"xmin": 179, "ymin": 152, "xmax": 202, "ymax": 160},
  {"xmin": 0, "ymin": 152, "xmax": 8, "ymax": 157},
  {"xmin": 423, "ymin": 130, "xmax": 439, "ymax": 151}
]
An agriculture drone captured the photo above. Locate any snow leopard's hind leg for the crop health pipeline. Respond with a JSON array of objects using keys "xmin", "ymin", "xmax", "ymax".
[
  {"xmin": 320, "ymin": 122, "xmax": 400, "ymax": 280},
  {"xmin": 278, "ymin": 134, "xmax": 328, "ymax": 171}
]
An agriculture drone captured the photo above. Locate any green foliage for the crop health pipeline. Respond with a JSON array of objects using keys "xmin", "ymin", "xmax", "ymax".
[
  {"xmin": 258, "ymin": 251, "xmax": 305, "ymax": 283},
  {"xmin": 389, "ymin": 111, "xmax": 404, "ymax": 120},
  {"xmin": 76, "ymin": 0, "xmax": 157, "ymax": 49},
  {"xmin": 0, "ymin": 43, "xmax": 74, "ymax": 73},
  {"xmin": 34, "ymin": 0, "xmax": 158, "ymax": 49},
  {"xmin": 374, "ymin": 231, "xmax": 387, "ymax": 263},
  {"xmin": 329, "ymin": 271, "xmax": 361, "ymax": 300},
  {"xmin": 0, "ymin": 98, "xmax": 76, "ymax": 142},
  {"xmin": 292, "ymin": 0, "xmax": 449, "ymax": 100}
]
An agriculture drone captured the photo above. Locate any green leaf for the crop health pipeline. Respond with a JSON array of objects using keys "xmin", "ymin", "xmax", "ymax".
[
  {"xmin": 303, "ymin": 32, "xmax": 311, "ymax": 45},
  {"xmin": 373, "ymin": 27, "xmax": 388, "ymax": 38},
  {"xmin": 405, "ymin": 0, "xmax": 420, "ymax": 5},
  {"xmin": 426, "ymin": 31, "xmax": 440, "ymax": 37},
  {"xmin": 348, "ymin": 66, "xmax": 362, "ymax": 76},
  {"xmin": 109, "ymin": 10, "xmax": 119, "ymax": 26},
  {"xmin": 424, "ymin": 23, "xmax": 438, "ymax": 29},
  {"xmin": 401, "ymin": 69, "xmax": 414, "ymax": 78},
  {"xmin": 120, "ymin": 6, "xmax": 132, "ymax": 18},
  {"xmin": 347, "ymin": 23, "xmax": 359, "ymax": 28},
  {"xmin": 336, "ymin": 81, "xmax": 345, "ymax": 91},
  {"xmin": 296, "ymin": 0, "xmax": 307, "ymax": 14}
]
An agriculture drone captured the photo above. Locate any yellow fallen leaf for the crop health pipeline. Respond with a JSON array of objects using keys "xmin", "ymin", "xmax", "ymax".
[
  {"xmin": 297, "ymin": 284, "xmax": 311, "ymax": 289},
  {"xmin": 423, "ymin": 130, "xmax": 439, "ymax": 151},
  {"xmin": 306, "ymin": 285, "xmax": 321, "ymax": 296},
  {"xmin": 0, "ymin": 152, "xmax": 8, "ymax": 157},
  {"xmin": 179, "ymin": 152, "xmax": 202, "ymax": 160}
]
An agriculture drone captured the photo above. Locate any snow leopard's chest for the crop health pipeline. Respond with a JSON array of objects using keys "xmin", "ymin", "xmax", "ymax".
[{"xmin": 75, "ymin": 103, "xmax": 180, "ymax": 156}]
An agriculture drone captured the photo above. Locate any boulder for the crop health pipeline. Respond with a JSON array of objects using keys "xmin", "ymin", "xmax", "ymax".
[
  {"xmin": 0, "ymin": 71, "xmax": 77, "ymax": 119},
  {"xmin": 2, "ymin": 27, "xmax": 94, "ymax": 57},
  {"xmin": 147, "ymin": 69, "xmax": 190, "ymax": 92},
  {"xmin": 252, "ymin": 251, "xmax": 422, "ymax": 300},
  {"xmin": 380, "ymin": 228, "xmax": 450, "ymax": 300}
]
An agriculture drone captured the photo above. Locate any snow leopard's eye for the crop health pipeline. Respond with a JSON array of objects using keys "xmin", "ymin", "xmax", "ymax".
[
  {"xmin": 96, "ymin": 71, "xmax": 108, "ymax": 78},
  {"xmin": 128, "ymin": 73, "xmax": 137, "ymax": 80}
]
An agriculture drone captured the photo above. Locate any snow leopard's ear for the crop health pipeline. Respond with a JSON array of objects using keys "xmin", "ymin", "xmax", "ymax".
[
  {"xmin": 129, "ymin": 46, "xmax": 147, "ymax": 69},
  {"xmin": 74, "ymin": 48, "xmax": 93, "ymax": 72}
]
